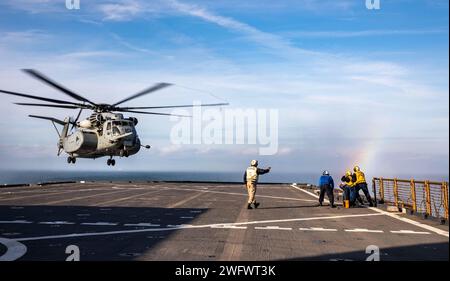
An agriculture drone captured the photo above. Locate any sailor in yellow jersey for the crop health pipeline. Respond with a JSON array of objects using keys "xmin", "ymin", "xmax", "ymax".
[
  {"xmin": 353, "ymin": 165, "xmax": 374, "ymax": 207},
  {"xmin": 340, "ymin": 170, "xmax": 363, "ymax": 207},
  {"xmin": 243, "ymin": 160, "xmax": 271, "ymax": 209}
]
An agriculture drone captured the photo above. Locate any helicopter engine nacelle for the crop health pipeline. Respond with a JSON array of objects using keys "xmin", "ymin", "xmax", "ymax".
[
  {"xmin": 129, "ymin": 117, "xmax": 138, "ymax": 126},
  {"xmin": 78, "ymin": 119, "xmax": 92, "ymax": 128},
  {"xmin": 64, "ymin": 131, "xmax": 98, "ymax": 154}
]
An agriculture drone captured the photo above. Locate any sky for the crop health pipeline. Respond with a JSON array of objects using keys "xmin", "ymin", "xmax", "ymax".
[{"xmin": 0, "ymin": 0, "xmax": 448, "ymax": 180}]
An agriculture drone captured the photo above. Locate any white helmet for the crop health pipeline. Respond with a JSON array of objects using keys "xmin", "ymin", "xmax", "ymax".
[
  {"xmin": 250, "ymin": 160, "xmax": 258, "ymax": 167},
  {"xmin": 323, "ymin": 170, "xmax": 330, "ymax": 176}
]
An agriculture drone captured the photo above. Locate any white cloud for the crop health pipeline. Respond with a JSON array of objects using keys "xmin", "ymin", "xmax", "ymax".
[
  {"xmin": 0, "ymin": 30, "xmax": 51, "ymax": 44},
  {"xmin": 98, "ymin": 0, "xmax": 142, "ymax": 21},
  {"xmin": 283, "ymin": 29, "xmax": 448, "ymax": 38},
  {"xmin": 166, "ymin": 0, "xmax": 319, "ymax": 58}
]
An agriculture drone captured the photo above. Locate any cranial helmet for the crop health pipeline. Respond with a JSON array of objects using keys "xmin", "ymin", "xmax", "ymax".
[
  {"xmin": 323, "ymin": 170, "xmax": 329, "ymax": 176},
  {"xmin": 251, "ymin": 160, "xmax": 258, "ymax": 167},
  {"xmin": 353, "ymin": 166, "xmax": 360, "ymax": 172}
]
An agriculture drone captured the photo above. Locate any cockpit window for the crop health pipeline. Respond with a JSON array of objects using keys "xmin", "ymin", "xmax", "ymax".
[{"xmin": 113, "ymin": 127, "xmax": 120, "ymax": 135}]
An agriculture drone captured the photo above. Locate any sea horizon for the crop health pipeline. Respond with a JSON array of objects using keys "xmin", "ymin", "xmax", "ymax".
[{"xmin": 0, "ymin": 169, "xmax": 448, "ymax": 186}]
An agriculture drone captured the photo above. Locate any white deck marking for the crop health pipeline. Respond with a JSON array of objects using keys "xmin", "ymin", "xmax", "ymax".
[
  {"xmin": 0, "ymin": 238, "xmax": 27, "ymax": 261},
  {"xmin": 14, "ymin": 213, "xmax": 384, "ymax": 242},
  {"xmin": 180, "ymin": 216, "xmax": 194, "ymax": 219},
  {"xmin": 369, "ymin": 207, "xmax": 449, "ymax": 238},
  {"xmin": 299, "ymin": 227, "xmax": 337, "ymax": 232},
  {"xmin": 39, "ymin": 221, "xmax": 75, "ymax": 225},
  {"xmin": 123, "ymin": 223, "xmax": 160, "ymax": 227},
  {"xmin": 210, "ymin": 225, "xmax": 247, "ymax": 229},
  {"xmin": 0, "ymin": 188, "xmax": 113, "ymax": 201},
  {"xmin": 44, "ymin": 189, "xmax": 133, "ymax": 205},
  {"xmin": 93, "ymin": 189, "xmax": 163, "ymax": 206},
  {"xmin": 290, "ymin": 184, "xmax": 320, "ymax": 199},
  {"xmin": 291, "ymin": 185, "xmax": 449, "ymax": 238},
  {"xmin": 255, "ymin": 226, "xmax": 292, "ymax": 230},
  {"xmin": 0, "ymin": 220, "xmax": 33, "ymax": 224},
  {"xmin": 112, "ymin": 186, "xmax": 144, "ymax": 190},
  {"xmin": 390, "ymin": 230, "xmax": 431, "ymax": 235},
  {"xmin": 220, "ymin": 213, "xmax": 384, "ymax": 227},
  {"xmin": 80, "ymin": 222, "xmax": 118, "ymax": 226},
  {"xmin": 162, "ymin": 186, "xmax": 317, "ymax": 203},
  {"xmin": 345, "ymin": 228, "xmax": 384, "ymax": 233}
]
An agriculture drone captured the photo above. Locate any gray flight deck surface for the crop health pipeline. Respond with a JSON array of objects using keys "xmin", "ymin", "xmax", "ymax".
[{"xmin": 0, "ymin": 181, "xmax": 448, "ymax": 261}]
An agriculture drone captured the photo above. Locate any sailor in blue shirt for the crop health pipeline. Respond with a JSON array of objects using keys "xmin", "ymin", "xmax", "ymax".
[{"xmin": 318, "ymin": 171, "xmax": 336, "ymax": 208}]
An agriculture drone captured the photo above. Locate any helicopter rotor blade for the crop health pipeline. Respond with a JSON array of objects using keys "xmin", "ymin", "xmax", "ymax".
[
  {"xmin": 14, "ymin": 102, "xmax": 89, "ymax": 109},
  {"xmin": 120, "ymin": 109, "xmax": 191, "ymax": 117},
  {"xmin": 117, "ymin": 102, "xmax": 229, "ymax": 110},
  {"xmin": 0, "ymin": 89, "xmax": 86, "ymax": 105},
  {"xmin": 112, "ymin": 83, "xmax": 172, "ymax": 107},
  {"xmin": 22, "ymin": 69, "xmax": 97, "ymax": 106},
  {"xmin": 28, "ymin": 115, "xmax": 69, "ymax": 125},
  {"xmin": 70, "ymin": 108, "xmax": 83, "ymax": 131}
]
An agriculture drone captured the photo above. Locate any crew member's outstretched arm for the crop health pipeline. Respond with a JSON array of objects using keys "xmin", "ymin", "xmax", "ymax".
[{"xmin": 257, "ymin": 167, "xmax": 271, "ymax": 175}]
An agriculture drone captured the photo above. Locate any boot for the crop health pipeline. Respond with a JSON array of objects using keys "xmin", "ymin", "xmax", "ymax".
[
  {"xmin": 253, "ymin": 202, "xmax": 260, "ymax": 209},
  {"xmin": 247, "ymin": 203, "xmax": 253, "ymax": 209}
]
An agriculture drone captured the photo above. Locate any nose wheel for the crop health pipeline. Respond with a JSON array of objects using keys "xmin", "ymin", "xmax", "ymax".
[
  {"xmin": 67, "ymin": 156, "xmax": 76, "ymax": 164},
  {"xmin": 107, "ymin": 158, "xmax": 116, "ymax": 166}
]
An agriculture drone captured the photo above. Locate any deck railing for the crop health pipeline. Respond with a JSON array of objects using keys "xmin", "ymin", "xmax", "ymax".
[{"xmin": 372, "ymin": 177, "xmax": 448, "ymax": 222}]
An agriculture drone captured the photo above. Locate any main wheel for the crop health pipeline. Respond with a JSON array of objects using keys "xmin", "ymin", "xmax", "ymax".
[
  {"xmin": 107, "ymin": 159, "xmax": 111, "ymax": 166},
  {"xmin": 111, "ymin": 159, "xmax": 116, "ymax": 166},
  {"xmin": 67, "ymin": 157, "xmax": 72, "ymax": 164},
  {"xmin": 72, "ymin": 158, "xmax": 76, "ymax": 164}
]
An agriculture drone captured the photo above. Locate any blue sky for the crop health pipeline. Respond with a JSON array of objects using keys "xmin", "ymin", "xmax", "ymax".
[{"xmin": 0, "ymin": 0, "xmax": 448, "ymax": 180}]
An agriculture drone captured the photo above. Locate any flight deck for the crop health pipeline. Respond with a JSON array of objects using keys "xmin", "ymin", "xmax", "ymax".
[{"xmin": 0, "ymin": 181, "xmax": 448, "ymax": 261}]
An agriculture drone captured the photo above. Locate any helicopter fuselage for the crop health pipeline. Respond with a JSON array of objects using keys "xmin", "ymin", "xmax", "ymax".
[{"xmin": 63, "ymin": 112, "xmax": 141, "ymax": 160}]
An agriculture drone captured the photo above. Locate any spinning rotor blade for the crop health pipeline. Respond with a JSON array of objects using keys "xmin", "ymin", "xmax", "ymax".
[
  {"xmin": 112, "ymin": 83, "xmax": 172, "ymax": 107},
  {"xmin": 0, "ymin": 89, "xmax": 85, "ymax": 105},
  {"xmin": 120, "ymin": 109, "xmax": 191, "ymax": 117},
  {"xmin": 15, "ymin": 102, "xmax": 89, "ymax": 109},
  {"xmin": 70, "ymin": 108, "xmax": 84, "ymax": 131},
  {"xmin": 22, "ymin": 69, "xmax": 97, "ymax": 105},
  {"xmin": 117, "ymin": 102, "xmax": 229, "ymax": 110},
  {"xmin": 28, "ymin": 115, "xmax": 68, "ymax": 125}
]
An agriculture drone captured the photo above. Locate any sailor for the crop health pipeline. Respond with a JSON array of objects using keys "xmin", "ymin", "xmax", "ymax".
[
  {"xmin": 243, "ymin": 160, "xmax": 271, "ymax": 209},
  {"xmin": 340, "ymin": 170, "xmax": 361, "ymax": 207},
  {"xmin": 353, "ymin": 166, "xmax": 374, "ymax": 207},
  {"xmin": 318, "ymin": 170, "xmax": 336, "ymax": 208}
]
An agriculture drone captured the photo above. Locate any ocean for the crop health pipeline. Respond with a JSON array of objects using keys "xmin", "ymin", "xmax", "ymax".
[
  {"xmin": 1, "ymin": 170, "xmax": 447, "ymax": 186},
  {"xmin": 0, "ymin": 170, "xmax": 317, "ymax": 185}
]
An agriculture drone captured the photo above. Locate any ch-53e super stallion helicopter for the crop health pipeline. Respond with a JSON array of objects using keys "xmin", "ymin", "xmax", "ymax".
[{"xmin": 0, "ymin": 69, "xmax": 228, "ymax": 166}]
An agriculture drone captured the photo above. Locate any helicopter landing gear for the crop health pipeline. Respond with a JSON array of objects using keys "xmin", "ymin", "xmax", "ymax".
[
  {"xmin": 107, "ymin": 158, "xmax": 116, "ymax": 166},
  {"xmin": 67, "ymin": 156, "xmax": 76, "ymax": 164},
  {"xmin": 119, "ymin": 149, "xmax": 129, "ymax": 158}
]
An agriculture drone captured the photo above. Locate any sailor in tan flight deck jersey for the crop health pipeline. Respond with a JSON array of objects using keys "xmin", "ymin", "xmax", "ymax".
[{"xmin": 243, "ymin": 160, "xmax": 271, "ymax": 209}]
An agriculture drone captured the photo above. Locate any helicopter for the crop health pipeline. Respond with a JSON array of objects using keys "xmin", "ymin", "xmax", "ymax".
[{"xmin": 0, "ymin": 69, "xmax": 228, "ymax": 166}]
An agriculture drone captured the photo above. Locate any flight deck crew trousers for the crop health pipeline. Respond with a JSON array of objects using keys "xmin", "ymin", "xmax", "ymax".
[
  {"xmin": 355, "ymin": 183, "xmax": 373, "ymax": 205},
  {"xmin": 319, "ymin": 183, "xmax": 334, "ymax": 206},
  {"xmin": 246, "ymin": 181, "xmax": 257, "ymax": 204}
]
